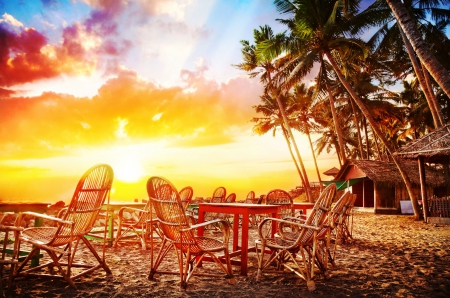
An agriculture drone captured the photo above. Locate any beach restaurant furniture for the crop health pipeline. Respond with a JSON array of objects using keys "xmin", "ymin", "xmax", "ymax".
[
  {"xmin": 315, "ymin": 191, "xmax": 354, "ymax": 271},
  {"xmin": 0, "ymin": 216, "xmax": 23, "ymax": 296},
  {"xmin": 11, "ymin": 164, "xmax": 114, "ymax": 289},
  {"xmin": 197, "ymin": 202, "xmax": 279, "ymax": 276},
  {"xmin": 147, "ymin": 176, "xmax": 235, "ymax": 289},
  {"xmin": 255, "ymin": 183, "xmax": 336, "ymax": 291},
  {"xmin": 204, "ymin": 186, "xmax": 227, "ymax": 223},
  {"xmin": 113, "ymin": 201, "xmax": 157, "ymax": 250},
  {"xmin": 179, "ymin": 186, "xmax": 194, "ymax": 210}
]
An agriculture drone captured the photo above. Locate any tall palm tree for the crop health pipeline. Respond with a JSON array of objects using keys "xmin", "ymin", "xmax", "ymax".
[
  {"xmin": 290, "ymin": 83, "xmax": 324, "ymax": 189},
  {"xmin": 357, "ymin": 0, "xmax": 450, "ymax": 128},
  {"xmin": 235, "ymin": 25, "xmax": 313, "ymax": 201},
  {"xmin": 385, "ymin": 0, "xmax": 450, "ymax": 100},
  {"xmin": 252, "ymin": 92, "xmax": 307, "ymax": 189},
  {"xmin": 265, "ymin": 0, "xmax": 423, "ymax": 219}
]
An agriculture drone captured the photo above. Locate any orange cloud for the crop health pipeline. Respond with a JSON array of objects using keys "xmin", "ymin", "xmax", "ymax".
[{"xmin": 0, "ymin": 68, "xmax": 263, "ymax": 159}]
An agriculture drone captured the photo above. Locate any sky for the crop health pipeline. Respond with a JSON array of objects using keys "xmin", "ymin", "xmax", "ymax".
[{"xmin": 0, "ymin": 0, "xmax": 342, "ymax": 204}]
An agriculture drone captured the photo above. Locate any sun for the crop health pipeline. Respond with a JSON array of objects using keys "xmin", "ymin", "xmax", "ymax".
[{"xmin": 114, "ymin": 158, "xmax": 145, "ymax": 183}]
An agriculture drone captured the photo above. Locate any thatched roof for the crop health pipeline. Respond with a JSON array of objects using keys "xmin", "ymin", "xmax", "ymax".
[
  {"xmin": 334, "ymin": 159, "xmax": 445, "ymax": 187},
  {"xmin": 323, "ymin": 167, "xmax": 339, "ymax": 176},
  {"xmin": 394, "ymin": 123, "xmax": 450, "ymax": 164}
]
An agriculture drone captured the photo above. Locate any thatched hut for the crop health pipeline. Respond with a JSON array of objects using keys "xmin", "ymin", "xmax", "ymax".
[
  {"xmin": 329, "ymin": 159, "xmax": 445, "ymax": 214},
  {"xmin": 394, "ymin": 124, "xmax": 450, "ymax": 223}
]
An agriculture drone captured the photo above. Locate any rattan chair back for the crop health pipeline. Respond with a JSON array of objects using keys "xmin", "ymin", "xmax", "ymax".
[
  {"xmin": 50, "ymin": 164, "xmax": 114, "ymax": 246},
  {"xmin": 244, "ymin": 191, "xmax": 256, "ymax": 204},
  {"xmin": 265, "ymin": 189, "xmax": 295, "ymax": 218},
  {"xmin": 211, "ymin": 187, "xmax": 226, "ymax": 203},
  {"xmin": 296, "ymin": 183, "xmax": 336, "ymax": 245},
  {"xmin": 225, "ymin": 193, "xmax": 236, "ymax": 203},
  {"xmin": 179, "ymin": 186, "xmax": 194, "ymax": 210},
  {"xmin": 148, "ymin": 177, "xmax": 199, "ymax": 251}
]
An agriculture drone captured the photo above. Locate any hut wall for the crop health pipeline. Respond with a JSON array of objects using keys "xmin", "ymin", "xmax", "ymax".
[
  {"xmin": 375, "ymin": 184, "xmax": 396, "ymax": 209},
  {"xmin": 352, "ymin": 180, "xmax": 374, "ymax": 207}
]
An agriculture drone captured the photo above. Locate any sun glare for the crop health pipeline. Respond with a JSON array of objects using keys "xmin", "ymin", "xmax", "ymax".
[{"xmin": 114, "ymin": 158, "xmax": 145, "ymax": 183}]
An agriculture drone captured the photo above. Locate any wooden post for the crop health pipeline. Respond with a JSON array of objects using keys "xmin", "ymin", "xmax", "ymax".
[{"xmin": 418, "ymin": 156, "xmax": 428, "ymax": 222}]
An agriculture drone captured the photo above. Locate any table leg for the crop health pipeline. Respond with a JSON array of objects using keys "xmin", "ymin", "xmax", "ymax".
[
  {"xmin": 107, "ymin": 211, "xmax": 114, "ymax": 246},
  {"xmin": 240, "ymin": 212, "xmax": 249, "ymax": 276},
  {"xmin": 196, "ymin": 209, "xmax": 205, "ymax": 267},
  {"xmin": 232, "ymin": 214, "xmax": 239, "ymax": 252}
]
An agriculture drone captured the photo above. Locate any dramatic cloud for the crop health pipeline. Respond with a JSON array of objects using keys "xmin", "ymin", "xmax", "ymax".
[{"xmin": 0, "ymin": 68, "xmax": 262, "ymax": 159}]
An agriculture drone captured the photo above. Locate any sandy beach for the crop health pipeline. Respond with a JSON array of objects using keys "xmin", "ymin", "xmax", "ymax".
[{"xmin": 2, "ymin": 211, "xmax": 450, "ymax": 298}]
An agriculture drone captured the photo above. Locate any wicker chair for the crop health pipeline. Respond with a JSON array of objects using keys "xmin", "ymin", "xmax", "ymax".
[
  {"xmin": 0, "ymin": 214, "xmax": 23, "ymax": 296},
  {"xmin": 147, "ymin": 177, "xmax": 235, "ymax": 289},
  {"xmin": 255, "ymin": 184, "xmax": 336, "ymax": 291},
  {"xmin": 204, "ymin": 187, "xmax": 227, "ymax": 222},
  {"xmin": 225, "ymin": 193, "xmax": 236, "ymax": 203},
  {"xmin": 244, "ymin": 191, "xmax": 256, "ymax": 204},
  {"xmin": 314, "ymin": 191, "xmax": 354, "ymax": 271},
  {"xmin": 340, "ymin": 193, "xmax": 357, "ymax": 243},
  {"xmin": 179, "ymin": 186, "xmax": 194, "ymax": 210},
  {"xmin": 211, "ymin": 187, "xmax": 226, "ymax": 203},
  {"xmin": 11, "ymin": 164, "xmax": 114, "ymax": 288},
  {"xmin": 113, "ymin": 200, "xmax": 160, "ymax": 250},
  {"xmin": 257, "ymin": 189, "xmax": 295, "ymax": 232}
]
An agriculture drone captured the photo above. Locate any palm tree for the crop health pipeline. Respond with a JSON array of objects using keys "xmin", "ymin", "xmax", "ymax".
[
  {"xmin": 264, "ymin": 0, "xmax": 423, "ymax": 219},
  {"xmin": 252, "ymin": 92, "xmax": 307, "ymax": 189},
  {"xmin": 385, "ymin": 0, "xmax": 450, "ymax": 100},
  {"xmin": 235, "ymin": 25, "xmax": 313, "ymax": 201},
  {"xmin": 290, "ymin": 83, "xmax": 324, "ymax": 190},
  {"xmin": 357, "ymin": 0, "xmax": 449, "ymax": 128}
]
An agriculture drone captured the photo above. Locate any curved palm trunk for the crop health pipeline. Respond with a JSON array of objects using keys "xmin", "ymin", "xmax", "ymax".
[
  {"xmin": 349, "ymin": 98, "xmax": 365, "ymax": 159},
  {"xmin": 326, "ymin": 84, "xmax": 347, "ymax": 164},
  {"xmin": 326, "ymin": 51, "xmax": 422, "ymax": 220},
  {"xmin": 306, "ymin": 128, "xmax": 323, "ymax": 191},
  {"xmin": 275, "ymin": 94, "xmax": 313, "ymax": 202},
  {"xmin": 421, "ymin": 61, "xmax": 444, "ymax": 125},
  {"xmin": 363, "ymin": 117, "xmax": 371, "ymax": 159},
  {"xmin": 387, "ymin": 0, "xmax": 450, "ymax": 98},
  {"xmin": 399, "ymin": 26, "xmax": 443, "ymax": 128},
  {"xmin": 281, "ymin": 125, "xmax": 307, "ymax": 189}
]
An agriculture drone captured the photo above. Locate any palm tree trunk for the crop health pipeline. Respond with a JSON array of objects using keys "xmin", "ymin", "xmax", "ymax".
[
  {"xmin": 363, "ymin": 117, "xmax": 371, "ymax": 159},
  {"xmin": 275, "ymin": 94, "xmax": 313, "ymax": 202},
  {"xmin": 421, "ymin": 61, "xmax": 445, "ymax": 125},
  {"xmin": 281, "ymin": 125, "xmax": 307, "ymax": 189},
  {"xmin": 349, "ymin": 98, "xmax": 365, "ymax": 159},
  {"xmin": 326, "ymin": 51, "xmax": 422, "ymax": 220},
  {"xmin": 398, "ymin": 26, "xmax": 443, "ymax": 128},
  {"xmin": 387, "ymin": 0, "xmax": 450, "ymax": 98},
  {"xmin": 306, "ymin": 128, "xmax": 323, "ymax": 191},
  {"xmin": 326, "ymin": 84, "xmax": 347, "ymax": 164}
]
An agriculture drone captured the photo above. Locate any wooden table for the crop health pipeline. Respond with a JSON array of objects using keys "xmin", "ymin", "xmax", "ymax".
[
  {"xmin": 197, "ymin": 203, "xmax": 279, "ymax": 276},
  {"xmin": 294, "ymin": 202, "xmax": 315, "ymax": 215},
  {"xmin": 0, "ymin": 203, "xmax": 50, "ymax": 266}
]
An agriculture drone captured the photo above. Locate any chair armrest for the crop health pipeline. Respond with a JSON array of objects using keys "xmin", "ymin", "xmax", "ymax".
[
  {"xmin": 188, "ymin": 218, "xmax": 229, "ymax": 230},
  {"xmin": 187, "ymin": 218, "xmax": 231, "ymax": 244},
  {"xmin": 117, "ymin": 207, "xmax": 149, "ymax": 217},
  {"xmin": 258, "ymin": 217, "xmax": 322, "ymax": 240},
  {"xmin": 16, "ymin": 211, "xmax": 74, "ymax": 227},
  {"xmin": 0, "ymin": 225, "xmax": 23, "ymax": 232}
]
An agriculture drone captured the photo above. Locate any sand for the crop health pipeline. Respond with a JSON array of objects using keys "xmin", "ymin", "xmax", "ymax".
[{"xmin": 2, "ymin": 211, "xmax": 450, "ymax": 298}]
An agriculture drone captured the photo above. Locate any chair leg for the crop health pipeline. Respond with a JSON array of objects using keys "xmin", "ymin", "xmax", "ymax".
[{"xmin": 81, "ymin": 237, "xmax": 111, "ymax": 274}]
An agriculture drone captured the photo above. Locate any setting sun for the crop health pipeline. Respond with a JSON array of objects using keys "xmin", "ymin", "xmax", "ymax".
[{"xmin": 113, "ymin": 157, "xmax": 145, "ymax": 183}]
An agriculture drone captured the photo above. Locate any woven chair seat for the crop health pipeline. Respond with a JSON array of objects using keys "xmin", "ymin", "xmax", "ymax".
[
  {"xmin": 21, "ymin": 227, "xmax": 58, "ymax": 244},
  {"xmin": 195, "ymin": 237, "xmax": 225, "ymax": 252}
]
